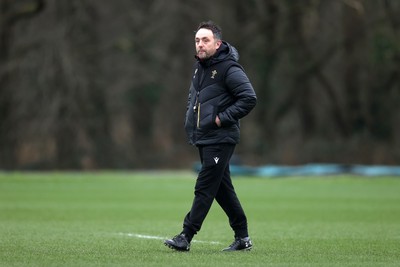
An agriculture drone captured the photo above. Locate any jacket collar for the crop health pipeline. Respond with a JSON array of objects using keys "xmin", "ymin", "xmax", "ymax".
[{"xmin": 194, "ymin": 41, "xmax": 238, "ymax": 67}]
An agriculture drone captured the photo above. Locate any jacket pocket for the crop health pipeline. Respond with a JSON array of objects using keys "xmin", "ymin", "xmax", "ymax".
[{"xmin": 198, "ymin": 104, "xmax": 218, "ymax": 129}]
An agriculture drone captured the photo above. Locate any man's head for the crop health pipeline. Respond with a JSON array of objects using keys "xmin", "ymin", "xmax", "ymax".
[{"xmin": 195, "ymin": 21, "xmax": 222, "ymax": 60}]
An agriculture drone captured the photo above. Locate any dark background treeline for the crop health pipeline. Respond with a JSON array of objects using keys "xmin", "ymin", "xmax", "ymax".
[{"xmin": 1, "ymin": 0, "xmax": 399, "ymax": 170}]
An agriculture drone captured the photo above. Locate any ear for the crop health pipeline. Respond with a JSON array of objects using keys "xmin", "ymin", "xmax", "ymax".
[{"xmin": 215, "ymin": 40, "xmax": 222, "ymax": 49}]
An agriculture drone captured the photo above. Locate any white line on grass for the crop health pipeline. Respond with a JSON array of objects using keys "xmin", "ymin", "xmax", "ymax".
[{"xmin": 118, "ymin": 232, "xmax": 221, "ymax": 244}]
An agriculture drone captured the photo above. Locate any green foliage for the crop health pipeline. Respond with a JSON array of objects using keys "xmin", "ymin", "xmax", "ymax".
[
  {"xmin": 372, "ymin": 31, "xmax": 399, "ymax": 65},
  {"xmin": 115, "ymin": 37, "xmax": 135, "ymax": 53},
  {"xmin": 1, "ymin": 172, "xmax": 399, "ymax": 266},
  {"xmin": 126, "ymin": 83, "xmax": 164, "ymax": 104}
]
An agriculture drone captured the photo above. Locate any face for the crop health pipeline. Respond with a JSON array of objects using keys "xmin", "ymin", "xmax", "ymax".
[{"xmin": 195, "ymin": 28, "xmax": 221, "ymax": 60}]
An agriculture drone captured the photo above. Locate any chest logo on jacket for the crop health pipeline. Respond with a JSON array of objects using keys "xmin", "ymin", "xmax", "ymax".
[
  {"xmin": 211, "ymin": 70, "xmax": 217, "ymax": 79},
  {"xmin": 193, "ymin": 68, "xmax": 198, "ymax": 79}
]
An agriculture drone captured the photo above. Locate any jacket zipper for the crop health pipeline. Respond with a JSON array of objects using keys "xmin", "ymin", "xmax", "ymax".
[
  {"xmin": 194, "ymin": 67, "xmax": 205, "ymax": 130},
  {"xmin": 194, "ymin": 91, "xmax": 200, "ymax": 129},
  {"xmin": 196, "ymin": 102, "xmax": 201, "ymax": 128}
]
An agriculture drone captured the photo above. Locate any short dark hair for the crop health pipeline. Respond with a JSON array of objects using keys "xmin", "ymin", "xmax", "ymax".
[{"xmin": 197, "ymin": 21, "xmax": 222, "ymax": 40}]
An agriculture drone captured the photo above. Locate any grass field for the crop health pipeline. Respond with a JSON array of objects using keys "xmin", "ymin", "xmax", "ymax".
[{"xmin": 0, "ymin": 171, "xmax": 399, "ymax": 266}]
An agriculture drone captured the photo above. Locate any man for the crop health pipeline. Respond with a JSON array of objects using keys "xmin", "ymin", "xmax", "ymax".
[{"xmin": 164, "ymin": 21, "xmax": 257, "ymax": 252}]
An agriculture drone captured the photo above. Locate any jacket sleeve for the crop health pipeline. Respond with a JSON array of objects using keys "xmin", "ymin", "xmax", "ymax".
[{"xmin": 218, "ymin": 66, "xmax": 257, "ymax": 126}]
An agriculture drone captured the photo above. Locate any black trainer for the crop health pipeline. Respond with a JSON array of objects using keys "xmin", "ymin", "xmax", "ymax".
[
  {"xmin": 222, "ymin": 237, "xmax": 253, "ymax": 251},
  {"xmin": 164, "ymin": 233, "xmax": 190, "ymax": 252}
]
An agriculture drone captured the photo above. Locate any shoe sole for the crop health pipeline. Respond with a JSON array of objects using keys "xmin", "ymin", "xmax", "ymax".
[
  {"xmin": 164, "ymin": 241, "xmax": 190, "ymax": 252},
  {"xmin": 242, "ymin": 246, "xmax": 252, "ymax": 251},
  {"xmin": 222, "ymin": 246, "xmax": 253, "ymax": 252}
]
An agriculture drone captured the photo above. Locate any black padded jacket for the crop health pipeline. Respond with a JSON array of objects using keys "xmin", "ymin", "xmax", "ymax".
[{"xmin": 184, "ymin": 41, "xmax": 257, "ymax": 146}]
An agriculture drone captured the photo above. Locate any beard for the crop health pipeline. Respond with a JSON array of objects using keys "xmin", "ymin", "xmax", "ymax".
[{"xmin": 197, "ymin": 50, "xmax": 212, "ymax": 60}]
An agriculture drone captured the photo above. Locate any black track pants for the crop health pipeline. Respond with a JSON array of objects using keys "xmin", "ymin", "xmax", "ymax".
[{"xmin": 183, "ymin": 144, "xmax": 248, "ymax": 239}]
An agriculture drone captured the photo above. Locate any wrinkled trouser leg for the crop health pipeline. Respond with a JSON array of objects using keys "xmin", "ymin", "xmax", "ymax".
[{"xmin": 183, "ymin": 144, "xmax": 248, "ymax": 239}]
